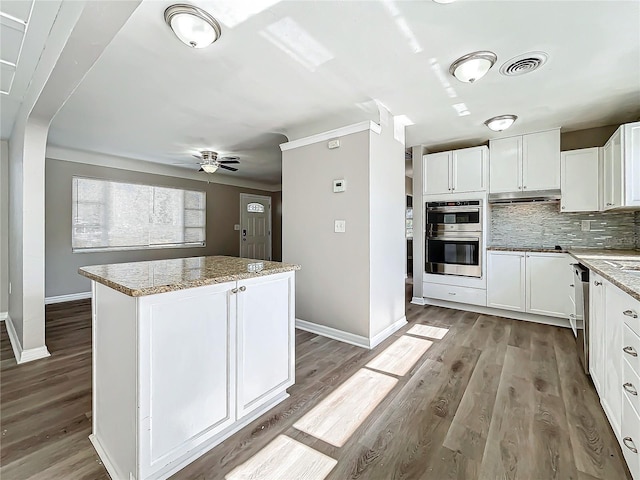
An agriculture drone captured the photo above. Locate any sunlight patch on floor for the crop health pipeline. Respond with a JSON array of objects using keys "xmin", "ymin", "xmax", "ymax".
[
  {"xmin": 225, "ymin": 435, "xmax": 337, "ymax": 480},
  {"xmin": 406, "ymin": 324, "xmax": 449, "ymax": 340},
  {"xmin": 293, "ymin": 368, "xmax": 398, "ymax": 447},
  {"xmin": 365, "ymin": 335, "xmax": 433, "ymax": 376}
]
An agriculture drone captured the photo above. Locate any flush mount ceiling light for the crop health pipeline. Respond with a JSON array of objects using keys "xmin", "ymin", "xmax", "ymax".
[
  {"xmin": 433, "ymin": 0, "xmax": 456, "ymax": 3},
  {"xmin": 484, "ymin": 114, "xmax": 518, "ymax": 132},
  {"xmin": 164, "ymin": 4, "xmax": 221, "ymax": 48},
  {"xmin": 449, "ymin": 51, "xmax": 497, "ymax": 83}
]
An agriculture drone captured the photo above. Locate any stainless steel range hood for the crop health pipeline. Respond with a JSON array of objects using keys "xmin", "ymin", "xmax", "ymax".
[{"xmin": 488, "ymin": 189, "xmax": 562, "ymax": 204}]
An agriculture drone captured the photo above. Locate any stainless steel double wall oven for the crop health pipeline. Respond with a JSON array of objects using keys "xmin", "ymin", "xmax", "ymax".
[{"xmin": 425, "ymin": 200, "xmax": 483, "ymax": 278}]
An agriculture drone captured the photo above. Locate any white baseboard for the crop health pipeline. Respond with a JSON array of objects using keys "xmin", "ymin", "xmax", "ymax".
[
  {"xmin": 0, "ymin": 311, "xmax": 7, "ymax": 322},
  {"xmin": 45, "ymin": 292, "xmax": 92, "ymax": 305},
  {"xmin": 370, "ymin": 316, "xmax": 407, "ymax": 349},
  {"xmin": 421, "ymin": 297, "xmax": 571, "ymax": 328},
  {"xmin": 4, "ymin": 314, "xmax": 51, "ymax": 364},
  {"xmin": 89, "ymin": 434, "xmax": 123, "ymax": 480},
  {"xmin": 295, "ymin": 319, "xmax": 370, "ymax": 349},
  {"xmin": 411, "ymin": 297, "xmax": 426, "ymax": 306}
]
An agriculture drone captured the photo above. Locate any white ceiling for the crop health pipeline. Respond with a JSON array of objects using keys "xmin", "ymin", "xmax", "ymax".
[{"xmin": 30, "ymin": 0, "xmax": 640, "ymax": 185}]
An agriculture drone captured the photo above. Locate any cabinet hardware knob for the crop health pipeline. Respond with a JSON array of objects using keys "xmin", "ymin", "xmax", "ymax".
[
  {"xmin": 594, "ymin": 281, "xmax": 602, "ymax": 286},
  {"xmin": 623, "ymin": 437, "xmax": 638, "ymax": 454},
  {"xmin": 606, "ymin": 202, "xmax": 613, "ymax": 206},
  {"xmin": 448, "ymin": 292, "xmax": 456, "ymax": 295},
  {"xmin": 623, "ymin": 346, "xmax": 638, "ymax": 357},
  {"xmin": 239, "ymin": 286, "xmax": 247, "ymax": 292},
  {"xmin": 231, "ymin": 288, "xmax": 238, "ymax": 294},
  {"xmin": 523, "ymin": 186, "xmax": 527, "ymax": 189},
  {"xmin": 569, "ymin": 314, "xmax": 575, "ymax": 318},
  {"xmin": 561, "ymin": 206, "xmax": 566, "ymax": 209},
  {"xmin": 624, "ymin": 383, "xmax": 638, "ymax": 396},
  {"xmin": 623, "ymin": 310, "xmax": 638, "ymax": 319},
  {"xmin": 569, "ymin": 284, "xmax": 574, "ymax": 287}
]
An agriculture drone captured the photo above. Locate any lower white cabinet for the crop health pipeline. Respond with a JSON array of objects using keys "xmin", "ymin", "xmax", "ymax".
[
  {"xmin": 603, "ymin": 283, "xmax": 626, "ymax": 439},
  {"xmin": 423, "ymin": 282, "xmax": 487, "ymax": 307},
  {"xmin": 487, "ymin": 251, "xmax": 572, "ymax": 318},
  {"xmin": 589, "ymin": 273, "xmax": 606, "ymax": 396}
]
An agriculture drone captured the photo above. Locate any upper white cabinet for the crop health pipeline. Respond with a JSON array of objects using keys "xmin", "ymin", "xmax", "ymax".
[
  {"xmin": 487, "ymin": 250, "xmax": 572, "ymax": 319},
  {"xmin": 603, "ymin": 122, "xmax": 640, "ymax": 210},
  {"xmin": 489, "ymin": 129, "xmax": 560, "ymax": 193},
  {"xmin": 561, "ymin": 147, "xmax": 601, "ymax": 212},
  {"xmin": 423, "ymin": 146, "xmax": 487, "ymax": 195}
]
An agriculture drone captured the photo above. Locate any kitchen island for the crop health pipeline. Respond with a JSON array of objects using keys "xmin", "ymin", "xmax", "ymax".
[{"xmin": 79, "ymin": 256, "xmax": 300, "ymax": 480}]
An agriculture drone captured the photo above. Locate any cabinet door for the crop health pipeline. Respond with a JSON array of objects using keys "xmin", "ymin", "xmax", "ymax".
[
  {"xmin": 603, "ymin": 282, "xmax": 625, "ymax": 440},
  {"xmin": 522, "ymin": 130, "xmax": 561, "ymax": 191},
  {"xmin": 560, "ymin": 148, "xmax": 600, "ymax": 212},
  {"xmin": 137, "ymin": 282, "xmax": 236, "ymax": 475},
  {"xmin": 624, "ymin": 122, "xmax": 640, "ymax": 207},
  {"xmin": 487, "ymin": 252, "xmax": 526, "ymax": 311},
  {"xmin": 489, "ymin": 136, "xmax": 521, "ymax": 193},
  {"xmin": 452, "ymin": 146, "xmax": 487, "ymax": 193},
  {"xmin": 603, "ymin": 127, "xmax": 623, "ymax": 210},
  {"xmin": 236, "ymin": 271, "xmax": 295, "ymax": 418},
  {"xmin": 423, "ymin": 152, "xmax": 452, "ymax": 195},
  {"xmin": 526, "ymin": 253, "xmax": 573, "ymax": 318},
  {"xmin": 589, "ymin": 273, "xmax": 606, "ymax": 396}
]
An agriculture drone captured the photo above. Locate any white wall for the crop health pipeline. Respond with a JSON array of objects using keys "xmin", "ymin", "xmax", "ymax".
[
  {"xmin": 282, "ymin": 130, "xmax": 371, "ymax": 337},
  {"xmin": 411, "ymin": 145, "xmax": 426, "ymax": 302},
  {"xmin": 369, "ymin": 124, "xmax": 406, "ymax": 338},
  {"xmin": 0, "ymin": 141, "xmax": 8, "ymax": 316}
]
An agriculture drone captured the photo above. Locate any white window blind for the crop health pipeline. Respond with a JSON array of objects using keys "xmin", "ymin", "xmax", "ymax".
[{"xmin": 72, "ymin": 177, "xmax": 206, "ymax": 252}]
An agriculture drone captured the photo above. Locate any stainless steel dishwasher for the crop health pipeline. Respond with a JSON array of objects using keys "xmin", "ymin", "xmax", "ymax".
[{"xmin": 572, "ymin": 263, "xmax": 590, "ymax": 375}]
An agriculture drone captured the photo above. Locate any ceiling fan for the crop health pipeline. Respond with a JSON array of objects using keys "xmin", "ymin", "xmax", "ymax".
[{"xmin": 176, "ymin": 150, "xmax": 240, "ymax": 173}]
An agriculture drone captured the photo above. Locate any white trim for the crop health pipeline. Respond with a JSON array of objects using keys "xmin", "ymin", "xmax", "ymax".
[
  {"xmin": 369, "ymin": 316, "xmax": 407, "ymax": 349},
  {"xmin": 280, "ymin": 121, "xmax": 381, "ymax": 152},
  {"xmin": 421, "ymin": 297, "xmax": 571, "ymax": 328},
  {"xmin": 239, "ymin": 193, "xmax": 272, "ymax": 261},
  {"xmin": 295, "ymin": 319, "xmax": 370, "ymax": 349},
  {"xmin": 45, "ymin": 291, "xmax": 92, "ymax": 304},
  {"xmin": 46, "ymin": 146, "xmax": 282, "ymax": 192},
  {"xmin": 89, "ymin": 434, "xmax": 122, "ymax": 480},
  {"xmin": 0, "ymin": 311, "xmax": 7, "ymax": 322},
  {"xmin": 4, "ymin": 314, "xmax": 51, "ymax": 364},
  {"xmin": 411, "ymin": 297, "xmax": 427, "ymax": 306}
]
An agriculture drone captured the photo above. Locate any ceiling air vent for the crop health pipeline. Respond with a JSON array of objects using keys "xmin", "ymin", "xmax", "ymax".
[{"xmin": 499, "ymin": 52, "xmax": 548, "ymax": 76}]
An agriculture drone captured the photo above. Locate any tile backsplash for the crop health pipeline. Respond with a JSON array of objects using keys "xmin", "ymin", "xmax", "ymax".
[{"xmin": 489, "ymin": 202, "xmax": 639, "ymax": 250}]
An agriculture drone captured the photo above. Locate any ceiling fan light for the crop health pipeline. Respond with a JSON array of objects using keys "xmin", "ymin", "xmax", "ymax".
[
  {"xmin": 450, "ymin": 51, "xmax": 497, "ymax": 83},
  {"xmin": 484, "ymin": 114, "xmax": 518, "ymax": 132},
  {"xmin": 164, "ymin": 4, "xmax": 221, "ymax": 48},
  {"xmin": 201, "ymin": 164, "xmax": 218, "ymax": 173}
]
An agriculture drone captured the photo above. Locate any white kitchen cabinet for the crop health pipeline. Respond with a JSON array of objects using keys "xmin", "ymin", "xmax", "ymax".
[
  {"xmin": 589, "ymin": 272, "xmax": 606, "ymax": 396},
  {"xmin": 603, "ymin": 282, "xmax": 626, "ymax": 440},
  {"xmin": 526, "ymin": 252, "xmax": 574, "ymax": 318},
  {"xmin": 487, "ymin": 251, "xmax": 526, "ymax": 311},
  {"xmin": 487, "ymin": 251, "xmax": 572, "ymax": 318},
  {"xmin": 489, "ymin": 129, "xmax": 560, "ymax": 193},
  {"xmin": 236, "ymin": 273, "xmax": 295, "ymax": 418},
  {"xmin": 561, "ymin": 147, "xmax": 601, "ymax": 212},
  {"xmin": 603, "ymin": 121, "xmax": 640, "ymax": 210},
  {"xmin": 423, "ymin": 146, "xmax": 487, "ymax": 195}
]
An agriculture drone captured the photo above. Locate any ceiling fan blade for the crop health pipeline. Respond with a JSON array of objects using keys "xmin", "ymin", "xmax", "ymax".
[
  {"xmin": 218, "ymin": 159, "xmax": 240, "ymax": 164},
  {"xmin": 219, "ymin": 156, "xmax": 239, "ymax": 162},
  {"xmin": 198, "ymin": 167, "xmax": 205, "ymax": 172},
  {"xmin": 218, "ymin": 164, "xmax": 238, "ymax": 172}
]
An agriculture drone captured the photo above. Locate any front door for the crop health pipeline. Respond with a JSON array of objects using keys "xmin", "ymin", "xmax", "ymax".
[{"xmin": 240, "ymin": 193, "xmax": 271, "ymax": 260}]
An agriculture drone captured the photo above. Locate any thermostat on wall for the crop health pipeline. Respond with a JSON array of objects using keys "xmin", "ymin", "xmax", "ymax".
[{"xmin": 333, "ymin": 179, "xmax": 347, "ymax": 192}]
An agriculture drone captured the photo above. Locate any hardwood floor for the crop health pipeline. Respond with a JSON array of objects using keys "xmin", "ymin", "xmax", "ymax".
[{"xmin": 0, "ymin": 293, "xmax": 631, "ymax": 479}]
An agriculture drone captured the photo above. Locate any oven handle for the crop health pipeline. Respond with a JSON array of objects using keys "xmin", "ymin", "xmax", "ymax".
[
  {"xmin": 427, "ymin": 206, "xmax": 481, "ymax": 213},
  {"xmin": 427, "ymin": 236, "xmax": 482, "ymax": 242}
]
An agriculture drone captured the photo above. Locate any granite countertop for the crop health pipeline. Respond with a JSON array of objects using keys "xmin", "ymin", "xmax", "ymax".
[
  {"xmin": 567, "ymin": 249, "xmax": 640, "ymax": 302},
  {"xmin": 487, "ymin": 246, "xmax": 568, "ymax": 253},
  {"xmin": 79, "ymin": 256, "xmax": 301, "ymax": 297}
]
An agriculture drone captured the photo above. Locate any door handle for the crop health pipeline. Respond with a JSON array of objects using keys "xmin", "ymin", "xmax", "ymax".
[
  {"xmin": 623, "ymin": 346, "xmax": 638, "ymax": 357},
  {"xmin": 239, "ymin": 286, "xmax": 247, "ymax": 292},
  {"xmin": 230, "ymin": 288, "xmax": 238, "ymax": 294},
  {"xmin": 624, "ymin": 310, "xmax": 638, "ymax": 319},
  {"xmin": 624, "ymin": 383, "xmax": 638, "ymax": 396},
  {"xmin": 594, "ymin": 281, "xmax": 602, "ymax": 286},
  {"xmin": 623, "ymin": 437, "xmax": 638, "ymax": 454}
]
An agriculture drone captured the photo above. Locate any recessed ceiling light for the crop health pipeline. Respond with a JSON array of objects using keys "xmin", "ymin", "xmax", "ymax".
[
  {"xmin": 484, "ymin": 115, "xmax": 518, "ymax": 132},
  {"xmin": 164, "ymin": 4, "xmax": 222, "ymax": 48},
  {"xmin": 449, "ymin": 51, "xmax": 497, "ymax": 83}
]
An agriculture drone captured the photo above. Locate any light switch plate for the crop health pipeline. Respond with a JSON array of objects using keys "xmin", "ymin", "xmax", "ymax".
[
  {"xmin": 581, "ymin": 220, "xmax": 591, "ymax": 232},
  {"xmin": 234, "ymin": 224, "xmax": 240, "ymax": 231},
  {"xmin": 334, "ymin": 220, "xmax": 346, "ymax": 233},
  {"xmin": 333, "ymin": 179, "xmax": 346, "ymax": 193}
]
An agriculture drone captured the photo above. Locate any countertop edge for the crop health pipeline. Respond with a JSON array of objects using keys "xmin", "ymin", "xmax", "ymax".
[{"xmin": 567, "ymin": 251, "xmax": 640, "ymax": 302}]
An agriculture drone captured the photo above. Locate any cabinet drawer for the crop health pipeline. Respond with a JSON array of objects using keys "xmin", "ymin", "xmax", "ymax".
[
  {"xmin": 625, "ymin": 357, "xmax": 640, "ymax": 416},
  {"xmin": 621, "ymin": 294, "xmax": 640, "ymax": 337},
  {"xmin": 622, "ymin": 395, "xmax": 640, "ymax": 480},
  {"xmin": 424, "ymin": 283, "xmax": 486, "ymax": 307},
  {"xmin": 624, "ymin": 324, "xmax": 640, "ymax": 377}
]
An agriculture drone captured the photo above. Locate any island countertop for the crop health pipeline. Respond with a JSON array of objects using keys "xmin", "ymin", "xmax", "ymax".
[{"xmin": 79, "ymin": 256, "xmax": 301, "ymax": 297}]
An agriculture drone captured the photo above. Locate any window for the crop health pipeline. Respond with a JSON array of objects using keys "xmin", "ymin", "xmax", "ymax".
[
  {"xmin": 247, "ymin": 202, "xmax": 265, "ymax": 213},
  {"xmin": 72, "ymin": 177, "xmax": 206, "ymax": 252}
]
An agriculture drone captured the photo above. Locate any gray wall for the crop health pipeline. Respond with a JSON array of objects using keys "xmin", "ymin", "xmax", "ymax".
[
  {"xmin": 560, "ymin": 124, "xmax": 619, "ymax": 151},
  {"xmin": 0, "ymin": 141, "xmax": 8, "ymax": 314},
  {"xmin": 45, "ymin": 158, "xmax": 281, "ymax": 298},
  {"xmin": 489, "ymin": 202, "xmax": 638, "ymax": 250}
]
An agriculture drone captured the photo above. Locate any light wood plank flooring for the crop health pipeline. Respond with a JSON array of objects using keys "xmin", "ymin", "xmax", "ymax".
[{"xmin": 0, "ymin": 292, "xmax": 631, "ymax": 479}]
